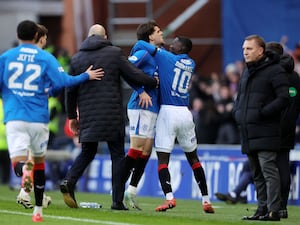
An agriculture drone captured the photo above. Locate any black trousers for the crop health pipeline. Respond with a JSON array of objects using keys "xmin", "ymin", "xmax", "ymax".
[
  {"xmin": 65, "ymin": 140, "xmax": 125, "ymax": 203},
  {"xmin": 277, "ymin": 150, "xmax": 291, "ymax": 210},
  {"xmin": 247, "ymin": 151, "xmax": 281, "ymax": 213}
]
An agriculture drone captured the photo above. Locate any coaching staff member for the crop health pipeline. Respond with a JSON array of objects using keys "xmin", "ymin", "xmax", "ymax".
[{"xmin": 60, "ymin": 24, "xmax": 158, "ymax": 210}]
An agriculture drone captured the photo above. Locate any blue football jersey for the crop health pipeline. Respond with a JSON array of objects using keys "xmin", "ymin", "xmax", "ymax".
[
  {"xmin": 0, "ymin": 43, "xmax": 89, "ymax": 123},
  {"xmin": 134, "ymin": 41, "xmax": 195, "ymax": 106},
  {"xmin": 127, "ymin": 47, "xmax": 159, "ymax": 113}
]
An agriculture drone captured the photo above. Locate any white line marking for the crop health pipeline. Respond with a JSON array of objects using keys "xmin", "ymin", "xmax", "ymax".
[{"xmin": 0, "ymin": 210, "xmax": 138, "ymax": 225}]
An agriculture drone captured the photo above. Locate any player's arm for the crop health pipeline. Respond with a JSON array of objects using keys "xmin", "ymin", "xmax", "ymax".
[
  {"xmin": 46, "ymin": 54, "xmax": 104, "ymax": 92},
  {"xmin": 134, "ymin": 40, "xmax": 173, "ymax": 61}
]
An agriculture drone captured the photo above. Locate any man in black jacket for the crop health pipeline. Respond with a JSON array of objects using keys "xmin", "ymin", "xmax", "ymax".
[
  {"xmin": 60, "ymin": 24, "xmax": 158, "ymax": 210},
  {"xmin": 266, "ymin": 42, "xmax": 300, "ymax": 219},
  {"xmin": 233, "ymin": 35, "xmax": 289, "ymax": 221}
]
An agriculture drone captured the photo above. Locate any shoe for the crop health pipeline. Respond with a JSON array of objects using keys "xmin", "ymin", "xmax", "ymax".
[
  {"xmin": 155, "ymin": 198, "xmax": 176, "ymax": 212},
  {"xmin": 60, "ymin": 179, "xmax": 78, "ymax": 208},
  {"xmin": 215, "ymin": 192, "xmax": 227, "ymax": 201},
  {"xmin": 42, "ymin": 194, "xmax": 52, "ymax": 208},
  {"xmin": 124, "ymin": 190, "xmax": 141, "ymax": 210},
  {"xmin": 22, "ymin": 160, "xmax": 34, "ymax": 193},
  {"xmin": 16, "ymin": 193, "xmax": 34, "ymax": 209},
  {"xmin": 111, "ymin": 202, "xmax": 129, "ymax": 210},
  {"xmin": 215, "ymin": 192, "xmax": 237, "ymax": 204},
  {"xmin": 242, "ymin": 208, "xmax": 268, "ymax": 220},
  {"xmin": 259, "ymin": 212, "xmax": 280, "ymax": 221},
  {"xmin": 279, "ymin": 209, "xmax": 288, "ymax": 219},
  {"xmin": 32, "ymin": 212, "xmax": 43, "ymax": 222},
  {"xmin": 237, "ymin": 196, "xmax": 247, "ymax": 204},
  {"xmin": 203, "ymin": 201, "xmax": 215, "ymax": 213}
]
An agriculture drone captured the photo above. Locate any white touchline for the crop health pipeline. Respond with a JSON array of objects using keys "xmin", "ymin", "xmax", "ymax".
[{"xmin": 0, "ymin": 210, "xmax": 139, "ymax": 225}]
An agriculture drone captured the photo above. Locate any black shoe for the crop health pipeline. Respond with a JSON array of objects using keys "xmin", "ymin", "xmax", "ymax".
[
  {"xmin": 242, "ymin": 208, "xmax": 268, "ymax": 220},
  {"xmin": 259, "ymin": 212, "xmax": 280, "ymax": 221},
  {"xmin": 111, "ymin": 202, "xmax": 129, "ymax": 210},
  {"xmin": 279, "ymin": 209, "xmax": 288, "ymax": 219},
  {"xmin": 215, "ymin": 192, "xmax": 227, "ymax": 201},
  {"xmin": 60, "ymin": 179, "xmax": 78, "ymax": 208},
  {"xmin": 215, "ymin": 192, "xmax": 237, "ymax": 204},
  {"xmin": 237, "ymin": 196, "xmax": 247, "ymax": 204}
]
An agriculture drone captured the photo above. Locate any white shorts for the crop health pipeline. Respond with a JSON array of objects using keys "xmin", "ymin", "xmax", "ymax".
[
  {"xmin": 154, "ymin": 105, "xmax": 197, "ymax": 153},
  {"xmin": 6, "ymin": 121, "xmax": 49, "ymax": 158},
  {"xmin": 127, "ymin": 109, "xmax": 157, "ymax": 138}
]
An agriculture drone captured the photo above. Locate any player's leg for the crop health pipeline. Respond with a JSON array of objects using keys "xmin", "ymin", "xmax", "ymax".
[
  {"xmin": 178, "ymin": 108, "xmax": 214, "ymax": 213},
  {"xmin": 6, "ymin": 121, "xmax": 34, "ymax": 209},
  {"xmin": 30, "ymin": 122, "xmax": 49, "ymax": 222},
  {"xmin": 125, "ymin": 110, "xmax": 156, "ymax": 210}
]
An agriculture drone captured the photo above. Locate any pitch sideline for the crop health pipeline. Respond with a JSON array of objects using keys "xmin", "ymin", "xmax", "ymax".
[{"xmin": 0, "ymin": 209, "xmax": 139, "ymax": 225}]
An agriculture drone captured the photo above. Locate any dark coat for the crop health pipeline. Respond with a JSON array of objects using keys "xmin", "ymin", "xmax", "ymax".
[
  {"xmin": 66, "ymin": 35, "xmax": 157, "ymax": 142},
  {"xmin": 233, "ymin": 54, "xmax": 289, "ymax": 154},
  {"xmin": 279, "ymin": 54, "xmax": 300, "ymax": 150}
]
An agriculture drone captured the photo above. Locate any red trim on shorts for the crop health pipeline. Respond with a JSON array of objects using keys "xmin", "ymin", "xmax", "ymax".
[
  {"xmin": 158, "ymin": 164, "xmax": 168, "ymax": 172},
  {"xmin": 127, "ymin": 148, "xmax": 142, "ymax": 159},
  {"xmin": 192, "ymin": 162, "xmax": 201, "ymax": 170},
  {"xmin": 34, "ymin": 163, "xmax": 45, "ymax": 170}
]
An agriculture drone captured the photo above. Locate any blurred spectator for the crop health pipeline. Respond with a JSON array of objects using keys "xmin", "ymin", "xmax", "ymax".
[
  {"xmin": 292, "ymin": 42, "xmax": 300, "ymax": 74},
  {"xmin": 280, "ymin": 35, "xmax": 293, "ymax": 55},
  {"xmin": 47, "ymin": 97, "xmax": 62, "ymax": 149},
  {"xmin": 223, "ymin": 63, "xmax": 240, "ymax": 98},
  {"xmin": 195, "ymin": 99, "xmax": 220, "ymax": 144},
  {"xmin": 215, "ymin": 83, "xmax": 240, "ymax": 144}
]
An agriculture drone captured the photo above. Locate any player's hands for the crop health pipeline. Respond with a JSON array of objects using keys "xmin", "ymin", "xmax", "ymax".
[
  {"xmin": 69, "ymin": 119, "xmax": 79, "ymax": 136},
  {"xmin": 86, "ymin": 65, "xmax": 104, "ymax": 80},
  {"xmin": 139, "ymin": 91, "xmax": 152, "ymax": 109}
]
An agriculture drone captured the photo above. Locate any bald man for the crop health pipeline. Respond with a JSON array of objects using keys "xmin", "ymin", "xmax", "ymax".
[
  {"xmin": 60, "ymin": 24, "xmax": 158, "ymax": 210},
  {"xmin": 88, "ymin": 24, "xmax": 107, "ymax": 38}
]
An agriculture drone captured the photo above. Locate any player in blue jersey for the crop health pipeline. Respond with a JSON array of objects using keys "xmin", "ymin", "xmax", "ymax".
[
  {"xmin": 16, "ymin": 24, "xmax": 52, "ymax": 210},
  {"xmin": 124, "ymin": 20, "xmax": 164, "ymax": 210},
  {"xmin": 133, "ymin": 37, "xmax": 215, "ymax": 213},
  {"xmin": 0, "ymin": 20, "xmax": 104, "ymax": 222}
]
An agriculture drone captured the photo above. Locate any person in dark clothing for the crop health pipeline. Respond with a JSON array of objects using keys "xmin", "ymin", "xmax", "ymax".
[
  {"xmin": 233, "ymin": 35, "xmax": 289, "ymax": 221},
  {"xmin": 266, "ymin": 42, "xmax": 300, "ymax": 219},
  {"xmin": 215, "ymin": 160, "xmax": 253, "ymax": 204},
  {"xmin": 60, "ymin": 24, "xmax": 158, "ymax": 210}
]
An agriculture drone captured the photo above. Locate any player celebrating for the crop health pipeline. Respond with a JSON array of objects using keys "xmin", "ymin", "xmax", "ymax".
[
  {"xmin": 124, "ymin": 20, "xmax": 164, "ymax": 210},
  {"xmin": 132, "ymin": 37, "xmax": 215, "ymax": 213}
]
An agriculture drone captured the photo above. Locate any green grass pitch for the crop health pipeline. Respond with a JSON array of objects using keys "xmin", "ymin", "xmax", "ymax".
[{"xmin": 0, "ymin": 185, "xmax": 299, "ymax": 225}]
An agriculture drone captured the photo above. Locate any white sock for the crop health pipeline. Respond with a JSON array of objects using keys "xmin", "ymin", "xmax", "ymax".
[
  {"xmin": 166, "ymin": 192, "xmax": 174, "ymax": 200},
  {"xmin": 127, "ymin": 185, "xmax": 137, "ymax": 195},
  {"xmin": 33, "ymin": 206, "xmax": 43, "ymax": 216},
  {"xmin": 202, "ymin": 195, "xmax": 210, "ymax": 204}
]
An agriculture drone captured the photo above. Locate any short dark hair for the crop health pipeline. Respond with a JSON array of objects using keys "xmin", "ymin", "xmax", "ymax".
[
  {"xmin": 136, "ymin": 20, "xmax": 158, "ymax": 42},
  {"xmin": 36, "ymin": 24, "xmax": 48, "ymax": 42},
  {"xmin": 177, "ymin": 36, "xmax": 193, "ymax": 54},
  {"xmin": 17, "ymin": 20, "xmax": 38, "ymax": 41},
  {"xmin": 245, "ymin": 34, "xmax": 266, "ymax": 52},
  {"xmin": 266, "ymin": 42, "xmax": 284, "ymax": 56}
]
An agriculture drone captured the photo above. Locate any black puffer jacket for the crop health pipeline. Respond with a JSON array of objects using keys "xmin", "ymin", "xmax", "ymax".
[
  {"xmin": 233, "ymin": 54, "xmax": 289, "ymax": 154},
  {"xmin": 66, "ymin": 35, "xmax": 157, "ymax": 142},
  {"xmin": 279, "ymin": 54, "xmax": 300, "ymax": 150}
]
